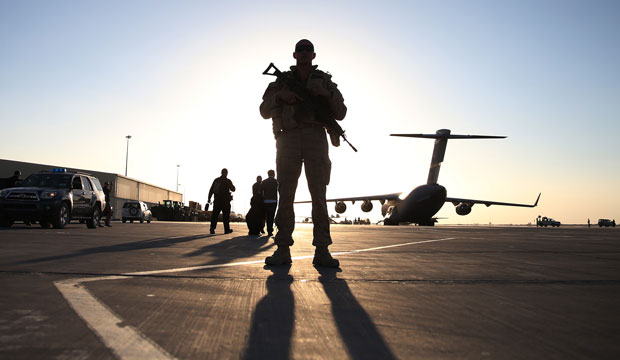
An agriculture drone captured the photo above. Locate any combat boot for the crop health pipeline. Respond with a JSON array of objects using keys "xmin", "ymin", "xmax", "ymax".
[
  {"xmin": 265, "ymin": 246, "xmax": 292, "ymax": 265},
  {"xmin": 313, "ymin": 246, "xmax": 340, "ymax": 268}
]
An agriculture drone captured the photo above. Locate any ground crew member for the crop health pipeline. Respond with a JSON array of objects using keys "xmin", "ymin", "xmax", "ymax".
[
  {"xmin": 259, "ymin": 169, "xmax": 278, "ymax": 237},
  {"xmin": 208, "ymin": 168, "xmax": 236, "ymax": 234},
  {"xmin": 259, "ymin": 39, "xmax": 347, "ymax": 267},
  {"xmin": 102, "ymin": 181, "xmax": 113, "ymax": 227},
  {"xmin": 7, "ymin": 170, "xmax": 22, "ymax": 188},
  {"xmin": 249, "ymin": 175, "xmax": 265, "ymax": 235}
]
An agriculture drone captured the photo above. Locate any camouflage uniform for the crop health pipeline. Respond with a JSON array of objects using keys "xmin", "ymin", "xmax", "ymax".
[{"xmin": 260, "ymin": 65, "xmax": 347, "ymax": 248}]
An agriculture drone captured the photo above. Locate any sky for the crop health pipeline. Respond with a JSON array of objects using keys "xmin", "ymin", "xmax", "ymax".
[{"xmin": 1, "ymin": 0, "xmax": 619, "ymax": 225}]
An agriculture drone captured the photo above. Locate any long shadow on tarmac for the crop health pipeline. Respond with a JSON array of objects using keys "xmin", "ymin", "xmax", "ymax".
[
  {"xmin": 14, "ymin": 233, "xmax": 215, "ymax": 264},
  {"xmin": 184, "ymin": 234, "xmax": 275, "ymax": 265},
  {"xmin": 317, "ymin": 267, "xmax": 397, "ymax": 360},
  {"xmin": 243, "ymin": 265, "xmax": 294, "ymax": 360}
]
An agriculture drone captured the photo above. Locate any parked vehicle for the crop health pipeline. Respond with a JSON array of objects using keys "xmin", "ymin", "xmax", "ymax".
[
  {"xmin": 0, "ymin": 169, "xmax": 105, "ymax": 229},
  {"xmin": 122, "ymin": 201, "xmax": 152, "ymax": 223},
  {"xmin": 536, "ymin": 215, "xmax": 561, "ymax": 227},
  {"xmin": 598, "ymin": 219, "xmax": 616, "ymax": 227}
]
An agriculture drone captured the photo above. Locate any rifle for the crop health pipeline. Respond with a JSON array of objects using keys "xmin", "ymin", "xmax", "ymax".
[{"xmin": 262, "ymin": 62, "xmax": 358, "ymax": 152}]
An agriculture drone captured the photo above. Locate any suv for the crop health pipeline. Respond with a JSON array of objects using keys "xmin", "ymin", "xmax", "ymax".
[
  {"xmin": 598, "ymin": 219, "xmax": 616, "ymax": 227},
  {"xmin": 0, "ymin": 169, "xmax": 106, "ymax": 229},
  {"xmin": 122, "ymin": 201, "xmax": 152, "ymax": 223}
]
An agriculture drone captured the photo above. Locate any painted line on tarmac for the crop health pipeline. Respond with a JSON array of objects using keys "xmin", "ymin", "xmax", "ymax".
[
  {"xmin": 54, "ymin": 236, "xmax": 456, "ymax": 360},
  {"xmin": 125, "ymin": 237, "xmax": 456, "ymax": 276},
  {"xmin": 55, "ymin": 276, "xmax": 176, "ymax": 360}
]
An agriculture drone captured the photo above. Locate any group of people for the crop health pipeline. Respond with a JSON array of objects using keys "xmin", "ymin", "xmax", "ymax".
[
  {"xmin": 206, "ymin": 169, "xmax": 278, "ymax": 237},
  {"xmin": 248, "ymin": 170, "xmax": 278, "ymax": 236},
  {"xmin": 209, "ymin": 39, "xmax": 347, "ymax": 268}
]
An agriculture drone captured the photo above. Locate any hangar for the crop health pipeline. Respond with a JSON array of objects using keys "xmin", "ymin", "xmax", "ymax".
[{"xmin": 0, "ymin": 158, "xmax": 182, "ymax": 220}]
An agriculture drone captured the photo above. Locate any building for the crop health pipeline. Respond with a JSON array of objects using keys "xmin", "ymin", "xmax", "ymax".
[{"xmin": 0, "ymin": 158, "xmax": 182, "ymax": 220}]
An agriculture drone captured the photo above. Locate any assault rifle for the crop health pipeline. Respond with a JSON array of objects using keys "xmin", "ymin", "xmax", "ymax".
[{"xmin": 262, "ymin": 62, "xmax": 358, "ymax": 152}]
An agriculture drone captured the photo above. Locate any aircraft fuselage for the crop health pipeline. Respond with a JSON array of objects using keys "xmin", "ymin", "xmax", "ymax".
[{"xmin": 385, "ymin": 184, "xmax": 446, "ymax": 225}]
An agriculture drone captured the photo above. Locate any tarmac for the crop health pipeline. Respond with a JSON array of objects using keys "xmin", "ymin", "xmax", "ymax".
[{"xmin": 1, "ymin": 222, "xmax": 619, "ymax": 359}]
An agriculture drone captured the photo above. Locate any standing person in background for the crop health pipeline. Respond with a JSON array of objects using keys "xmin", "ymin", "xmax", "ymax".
[
  {"xmin": 247, "ymin": 175, "xmax": 265, "ymax": 236},
  {"xmin": 101, "ymin": 181, "xmax": 113, "ymax": 227},
  {"xmin": 252, "ymin": 175, "xmax": 265, "ymax": 234},
  {"xmin": 260, "ymin": 169, "xmax": 278, "ymax": 237},
  {"xmin": 6, "ymin": 170, "xmax": 22, "ymax": 188},
  {"xmin": 208, "ymin": 168, "xmax": 236, "ymax": 234}
]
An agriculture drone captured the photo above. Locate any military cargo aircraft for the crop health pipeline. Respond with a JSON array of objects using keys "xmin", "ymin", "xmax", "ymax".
[{"xmin": 296, "ymin": 129, "xmax": 540, "ymax": 225}]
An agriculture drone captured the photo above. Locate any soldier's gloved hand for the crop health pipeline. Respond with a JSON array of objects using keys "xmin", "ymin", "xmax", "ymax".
[{"xmin": 277, "ymin": 90, "xmax": 303, "ymax": 104}]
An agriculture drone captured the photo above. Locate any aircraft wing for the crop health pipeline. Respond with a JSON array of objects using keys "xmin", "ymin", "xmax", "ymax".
[
  {"xmin": 295, "ymin": 193, "xmax": 402, "ymax": 204},
  {"xmin": 445, "ymin": 193, "xmax": 541, "ymax": 208}
]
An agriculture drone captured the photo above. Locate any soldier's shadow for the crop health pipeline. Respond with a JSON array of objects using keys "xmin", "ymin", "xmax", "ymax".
[
  {"xmin": 316, "ymin": 266, "xmax": 397, "ymax": 360},
  {"xmin": 184, "ymin": 234, "xmax": 274, "ymax": 266},
  {"xmin": 242, "ymin": 265, "xmax": 294, "ymax": 360}
]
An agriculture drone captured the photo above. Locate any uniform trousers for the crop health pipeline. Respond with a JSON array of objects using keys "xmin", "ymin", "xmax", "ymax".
[
  {"xmin": 274, "ymin": 127, "xmax": 332, "ymax": 247},
  {"xmin": 210, "ymin": 200, "xmax": 231, "ymax": 232}
]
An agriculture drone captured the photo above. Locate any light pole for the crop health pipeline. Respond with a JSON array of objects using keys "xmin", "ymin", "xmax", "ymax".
[
  {"xmin": 125, "ymin": 135, "xmax": 132, "ymax": 177},
  {"xmin": 176, "ymin": 165, "xmax": 180, "ymax": 192}
]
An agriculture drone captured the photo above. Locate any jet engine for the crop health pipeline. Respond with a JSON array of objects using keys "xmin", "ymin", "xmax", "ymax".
[
  {"xmin": 335, "ymin": 201, "xmax": 347, "ymax": 214},
  {"xmin": 361, "ymin": 200, "xmax": 373, "ymax": 212},
  {"xmin": 455, "ymin": 203, "xmax": 472, "ymax": 216}
]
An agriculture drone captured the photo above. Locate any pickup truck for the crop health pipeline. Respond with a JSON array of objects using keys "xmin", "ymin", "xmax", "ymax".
[{"xmin": 536, "ymin": 216, "xmax": 561, "ymax": 227}]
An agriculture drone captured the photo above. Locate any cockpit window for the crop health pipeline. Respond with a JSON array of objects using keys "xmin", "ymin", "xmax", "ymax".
[{"xmin": 21, "ymin": 174, "xmax": 73, "ymax": 189}]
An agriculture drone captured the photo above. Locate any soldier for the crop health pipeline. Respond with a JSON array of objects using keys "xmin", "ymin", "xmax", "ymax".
[
  {"xmin": 7, "ymin": 170, "xmax": 22, "ymax": 188},
  {"xmin": 208, "ymin": 168, "xmax": 236, "ymax": 234},
  {"xmin": 259, "ymin": 169, "xmax": 278, "ymax": 237},
  {"xmin": 259, "ymin": 39, "xmax": 347, "ymax": 267},
  {"xmin": 102, "ymin": 181, "xmax": 113, "ymax": 227}
]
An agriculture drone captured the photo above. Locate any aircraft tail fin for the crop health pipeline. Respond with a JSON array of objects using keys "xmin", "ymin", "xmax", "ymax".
[{"xmin": 390, "ymin": 129, "xmax": 506, "ymax": 185}]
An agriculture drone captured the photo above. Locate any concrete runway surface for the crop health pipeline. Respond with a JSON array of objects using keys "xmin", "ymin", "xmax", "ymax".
[{"xmin": 1, "ymin": 222, "xmax": 619, "ymax": 359}]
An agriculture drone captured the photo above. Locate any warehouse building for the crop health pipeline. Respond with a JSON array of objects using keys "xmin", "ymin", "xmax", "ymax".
[{"xmin": 0, "ymin": 158, "xmax": 182, "ymax": 220}]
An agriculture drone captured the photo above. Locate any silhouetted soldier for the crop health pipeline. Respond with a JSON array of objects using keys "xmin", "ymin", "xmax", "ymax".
[
  {"xmin": 102, "ymin": 181, "xmax": 113, "ymax": 227},
  {"xmin": 253, "ymin": 175, "xmax": 265, "ymax": 234},
  {"xmin": 260, "ymin": 39, "xmax": 347, "ymax": 267},
  {"xmin": 7, "ymin": 170, "xmax": 22, "ymax": 188},
  {"xmin": 208, "ymin": 168, "xmax": 236, "ymax": 234},
  {"xmin": 252, "ymin": 176, "xmax": 263, "ymax": 198},
  {"xmin": 260, "ymin": 169, "xmax": 278, "ymax": 237},
  {"xmin": 247, "ymin": 175, "xmax": 265, "ymax": 235}
]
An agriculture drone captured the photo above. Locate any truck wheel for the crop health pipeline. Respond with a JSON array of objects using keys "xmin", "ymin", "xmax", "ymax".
[
  {"xmin": 140, "ymin": 217, "xmax": 144, "ymax": 224},
  {"xmin": 52, "ymin": 203, "xmax": 70, "ymax": 229},
  {"xmin": 122, "ymin": 218, "xmax": 126, "ymax": 223},
  {"xmin": 87, "ymin": 207, "xmax": 101, "ymax": 229}
]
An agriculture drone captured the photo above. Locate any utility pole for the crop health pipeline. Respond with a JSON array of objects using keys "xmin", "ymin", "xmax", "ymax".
[{"xmin": 125, "ymin": 135, "xmax": 132, "ymax": 176}]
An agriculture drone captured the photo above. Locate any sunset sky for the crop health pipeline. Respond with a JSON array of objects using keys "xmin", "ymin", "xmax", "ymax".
[{"xmin": 1, "ymin": 0, "xmax": 618, "ymax": 224}]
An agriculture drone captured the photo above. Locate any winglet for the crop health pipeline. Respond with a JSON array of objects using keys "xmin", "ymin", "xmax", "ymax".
[{"xmin": 533, "ymin": 193, "xmax": 541, "ymax": 207}]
